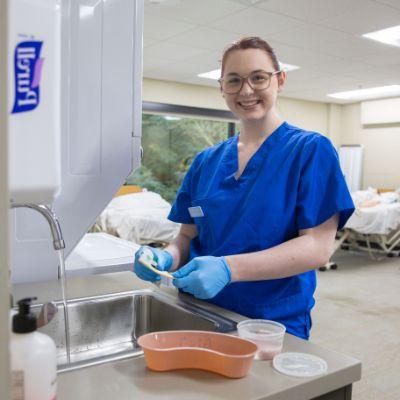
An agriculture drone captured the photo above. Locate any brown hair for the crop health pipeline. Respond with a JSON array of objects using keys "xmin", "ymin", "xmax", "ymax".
[{"xmin": 220, "ymin": 36, "xmax": 280, "ymax": 76}]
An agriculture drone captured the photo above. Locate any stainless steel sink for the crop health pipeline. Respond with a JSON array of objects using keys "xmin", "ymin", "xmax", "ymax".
[{"xmin": 33, "ymin": 289, "xmax": 236, "ymax": 372}]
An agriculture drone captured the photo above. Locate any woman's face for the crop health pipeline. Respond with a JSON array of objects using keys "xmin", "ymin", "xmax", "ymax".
[{"xmin": 221, "ymin": 48, "xmax": 285, "ymax": 122}]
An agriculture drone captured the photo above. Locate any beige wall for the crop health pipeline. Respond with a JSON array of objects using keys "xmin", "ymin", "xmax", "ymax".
[
  {"xmin": 340, "ymin": 102, "xmax": 400, "ymax": 190},
  {"xmin": 327, "ymin": 103, "xmax": 343, "ymax": 148},
  {"xmin": 277, "ymin": 97, "xmax": 329, "ymax": 137},
  {"xmin": 0, "ymin": 1, "xmax": 11, "ymax": 399},
  {"xmin": 143, "ymin": 78, "xmax": 228, "ymax": 112},
  {"xmin": 143, "ymin": 78, "xmax": 400, "ymax": 190}
]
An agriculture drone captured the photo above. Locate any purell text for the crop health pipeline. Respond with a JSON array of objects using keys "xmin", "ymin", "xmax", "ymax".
[{"xmin": 12, "ymin": 41, "xmax": 44, "ymax": 114}]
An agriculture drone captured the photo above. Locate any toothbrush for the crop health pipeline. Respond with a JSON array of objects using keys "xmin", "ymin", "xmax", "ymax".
[{"xmin": 138, "ymin": 251, "xmax": 174, "ymax": 279}]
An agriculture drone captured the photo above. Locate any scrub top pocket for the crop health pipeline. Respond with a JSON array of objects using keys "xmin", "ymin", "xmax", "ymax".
[{"xmin": 190, "ymin": 198, "xmax": 216, "ymax": 250}]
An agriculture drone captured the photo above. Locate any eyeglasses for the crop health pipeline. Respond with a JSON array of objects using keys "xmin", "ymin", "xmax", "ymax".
[{"xmin": 218, "ymin": 70, "xmax": 281, "ymax": 94}]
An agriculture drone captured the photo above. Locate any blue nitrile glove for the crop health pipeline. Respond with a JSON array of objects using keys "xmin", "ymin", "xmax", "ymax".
[
  {"xmin": 133, "ymin": 246, "xmax": 173, "ymax": 282},
  {"xmin": 172, "ymin": 256, "xmax": 231, "ymax": 299}
]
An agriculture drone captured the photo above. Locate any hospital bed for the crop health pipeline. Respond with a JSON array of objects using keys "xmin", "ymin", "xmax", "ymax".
[
  {"xmin": 320, "ymin": 189, "xmax": 400, "ymax": 270},
  {"xmin": 102, "ymin": 187, "xmax": 400, "ymax": 267},
  {"xmin": 93, "ymin": 188, "xmax": 180, "ymax": 246}
]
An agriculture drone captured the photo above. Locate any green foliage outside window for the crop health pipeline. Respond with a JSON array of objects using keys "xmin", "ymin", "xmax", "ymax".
[{"xmin": 126, "ymin": 114, "xmax": 230, "ymax": 203}]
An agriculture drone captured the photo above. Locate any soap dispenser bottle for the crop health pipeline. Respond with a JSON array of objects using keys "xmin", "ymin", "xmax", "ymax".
[{"xmin": 10, "ymin": 297, "xmax": 57, "ymax": 400}]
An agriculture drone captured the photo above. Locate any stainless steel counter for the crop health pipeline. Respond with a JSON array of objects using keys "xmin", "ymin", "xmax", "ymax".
[{"xmin": 13, "ymin": 272, "xmax": 361, "ymax": 400}]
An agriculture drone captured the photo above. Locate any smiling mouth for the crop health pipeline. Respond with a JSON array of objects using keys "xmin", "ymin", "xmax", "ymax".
[{"xmin": 237, "ymin": 100, "xmax": 262, "ymax": 108}]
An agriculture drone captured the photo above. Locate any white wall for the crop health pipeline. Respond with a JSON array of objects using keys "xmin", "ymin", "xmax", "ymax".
[{"xmin": 0, "ymin": 0, "xmax": 11, "ymax": 398}]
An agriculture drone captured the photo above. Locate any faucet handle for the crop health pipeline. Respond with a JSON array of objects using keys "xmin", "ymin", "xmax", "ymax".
[{"xmin": 36, "ymin": 302, "xmax": 58, "ymax": 328}]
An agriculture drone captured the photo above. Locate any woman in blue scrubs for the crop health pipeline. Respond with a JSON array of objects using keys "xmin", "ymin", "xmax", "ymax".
[{"xmin": 133, "ymin": 37, "xmax": 354, "ymax": 340}]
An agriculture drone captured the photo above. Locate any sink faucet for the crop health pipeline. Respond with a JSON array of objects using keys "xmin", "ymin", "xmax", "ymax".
[
  {"xmin": 10, "ymin": 202, "xmax": 65, "ymax": 308},
  {"xmin": 10, "ymin": 203, "xmax": 68, "ymax": 360},
  {"xmin": 10, "ymin": 203, "xmax": 65, "ymax": 250}
]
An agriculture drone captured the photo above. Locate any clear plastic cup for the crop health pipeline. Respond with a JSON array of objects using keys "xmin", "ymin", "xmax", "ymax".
[{"xmin": 237, "ymin": 319, "xmax": 286, "ymax": 360}]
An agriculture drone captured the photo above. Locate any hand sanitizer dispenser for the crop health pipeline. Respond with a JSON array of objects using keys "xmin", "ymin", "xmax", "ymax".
[
  {"xmin": 8, "ymin": 0, "xmax": 61, "ymax": 204},
  {"xmin": 9, "ymin": 0, "xmax": 143, "ymax": 283}
]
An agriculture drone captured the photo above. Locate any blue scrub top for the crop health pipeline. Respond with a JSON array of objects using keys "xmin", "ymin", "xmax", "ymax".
[{"xmin": 168, "ymin": 122, "xmax": 354, "ymax": 339}]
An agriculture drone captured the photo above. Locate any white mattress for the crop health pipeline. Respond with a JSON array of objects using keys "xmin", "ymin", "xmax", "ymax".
[
  {"xmin": 346, "ymin": 202, "xmax": 400, "ymax": 235},
  {"xmin": 96, "ymin": 191, "xmax": 180, "ymax": 244}
]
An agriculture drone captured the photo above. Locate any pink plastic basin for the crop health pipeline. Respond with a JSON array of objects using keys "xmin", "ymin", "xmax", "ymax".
[{"xmin": 138, "ymin": 330, "xmax": 258, "ymax": 378}]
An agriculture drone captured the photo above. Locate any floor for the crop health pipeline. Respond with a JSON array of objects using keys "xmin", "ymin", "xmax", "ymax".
[{"xmin": 311, "ymin": 250, "xmax": 400, "ymax": 400}]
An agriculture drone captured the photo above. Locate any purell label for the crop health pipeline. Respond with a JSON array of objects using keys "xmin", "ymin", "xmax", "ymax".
[{"xmin": 12, "ymin": 40, "xmax": 44, "ymax": 114}]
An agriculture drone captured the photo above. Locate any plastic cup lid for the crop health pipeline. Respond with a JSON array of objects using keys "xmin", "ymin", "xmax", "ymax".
[{"xmin": 273, "ymin": 352, "xmax": 328, "ymax": 378}]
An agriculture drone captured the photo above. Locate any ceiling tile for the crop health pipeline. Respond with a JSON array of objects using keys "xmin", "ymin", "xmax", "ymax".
[
  {"xmin": 268, "ymin": 25, "xmax": 352, "ymax": 51},
  {"xmin": 157, "ymin": 60, "xmax": 217, "ymax": 76},
  {"xmin": 143, "ymin": 37, "xmax": 158, "ymax": 48},
  {"xmin": 255, "ymin": 0, "xmax": 376, "ymax": 23},
  {"xmin": 144, "ymin": 0, "xmax": 247, "ymax": 24},
  {"xmin": 360, "ymin": 47, "xmax": 400, "ymax": 66},
  {"xmin": 319, "ymin": 2, "xmax": 400, "ymax": 35},
  {"xmin": 144, "ymin": 68, "xmax": 212, "ymax": 88},
  {"xmin": 283, "ymin": 90, "xmax": 334, "ymax": 103},
  {"xmin": 314, "ymin": 36, "xmax": 395, "ymax": 61},
  {"xmin": 285, "ymin": 73, "xmax": 357, "ymax": 93},
  {"xmin": 167, "ymin": 27, "xmax": 240, "ymax": 52},
  {"xmin": 283, "ymin": 67, "xmax": 329, "ymax": 87},
  {"xmin": 143, "ymin": 56, "xmax": 175, "ymax": 73},
  {"xmin": 375, "ymin": 0, "xmax": 400, "ymax": 10},
  {"xmin": 311, "ymin": 75, "xmax": 366, "ymax": 92},
  {"xmin": 144, "ymin": 69, "xmax": 190, "ymax": 82},
  {"xmin": 181, "ymin": 76, "xmax": 220, "ymax": 88},
  {"xmin": 310, "ymin": 58, "xmax": 374, "ymax": 75},
  {"xmin": 283, "ymin": 81, "xmax": 314, "ymax": 92},
  {"xmin": 228, "ymin": 0, "xmax": 266, "ymax": 5},
  {"xmin": 269, "ymin": 42, "xmax": 345, "ymax": 67},
  {"xmin": 342, "ymin": 73, "xmax": 400, "ymax": 88},
  {"xmin": 144, "ymin": 42, "xmax": 208, "ymax": 62},
  {"xmin": 183, "ymin": 50, "xmax": 225, "ymax": 72},
  {"xmin": 208, "ymin": 7, "xmax": 305, "ymax": 36},
  {"xmin": 144, "ymin": 13, "xmax": 196, "ymax": 40}
]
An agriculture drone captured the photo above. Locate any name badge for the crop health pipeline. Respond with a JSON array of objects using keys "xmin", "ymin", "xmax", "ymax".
[{"xmin": 188, "ymin": 206, "xmax": 204, "ymax": 218}]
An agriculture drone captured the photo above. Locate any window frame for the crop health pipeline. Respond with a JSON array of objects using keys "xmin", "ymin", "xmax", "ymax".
[{"xmin": 142, "ymin": 101, "xmax": 237, "ymax": 138}]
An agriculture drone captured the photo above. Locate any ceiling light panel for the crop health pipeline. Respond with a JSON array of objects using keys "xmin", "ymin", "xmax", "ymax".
[
  {"xmin": 327, "ymin": 85, "xmax": 400, "ymax": 101},
  {"xmin": 363, "ymin": 25, "xmax": 400, "ymax": 47}
]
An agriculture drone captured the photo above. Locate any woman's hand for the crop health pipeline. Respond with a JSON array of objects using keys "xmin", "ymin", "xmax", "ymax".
[
  {"xmin": 172, "ymin": 256, "xmax": 231, "ymax": 299},
  {"xmin": 133, "ymin": 246, "xmax": 173, "ymax": 282}
]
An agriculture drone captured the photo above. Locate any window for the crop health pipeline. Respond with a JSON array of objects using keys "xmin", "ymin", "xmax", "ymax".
[{"xmin": 126, "ymin": 113, "xmax": 233, "ymax": 202}]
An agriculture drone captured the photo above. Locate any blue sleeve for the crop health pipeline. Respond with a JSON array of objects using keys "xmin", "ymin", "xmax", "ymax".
[
  {"xmin": 296, "ymin": 136, "xmax": 354, "ymax": 230},
  {"xmin": 168, "ymin": 154, "xmax": 200, "ymax": 224}
]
